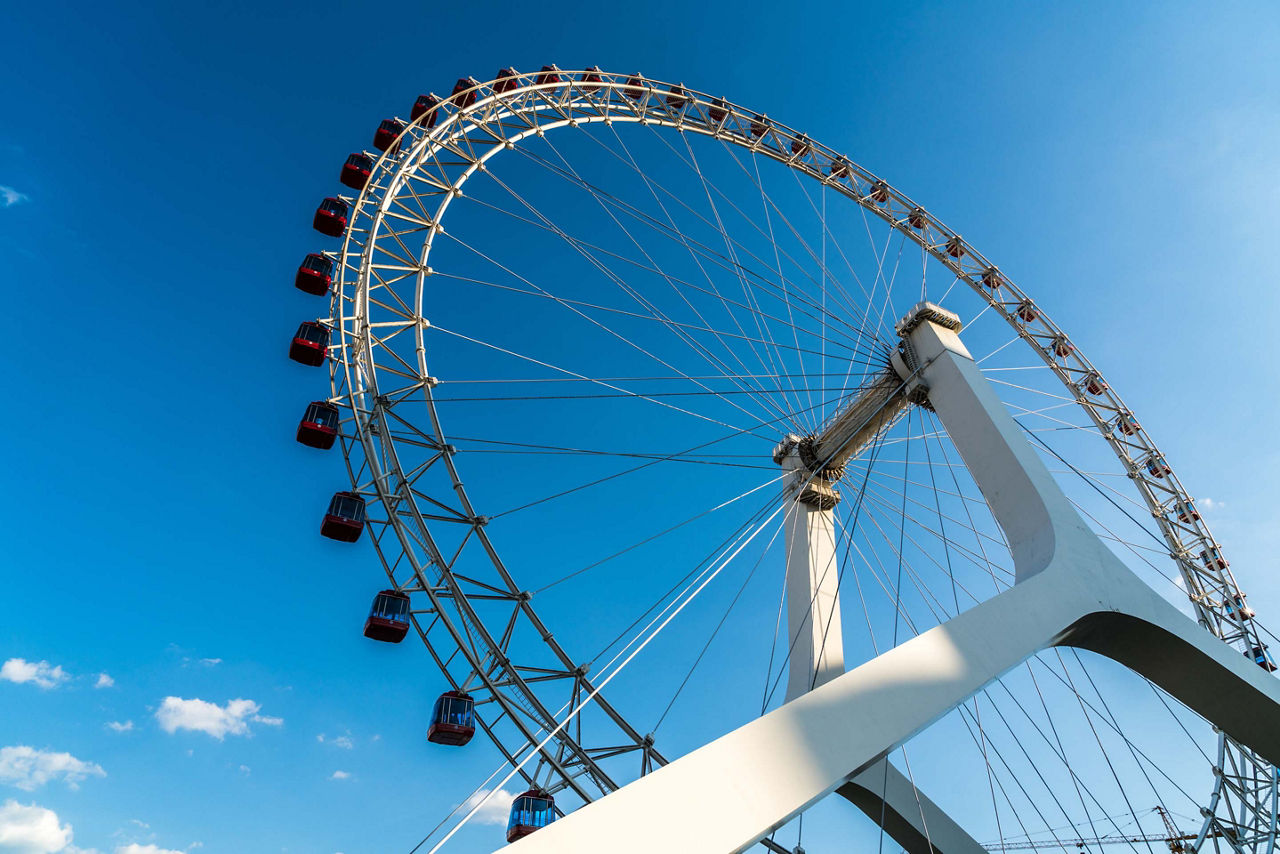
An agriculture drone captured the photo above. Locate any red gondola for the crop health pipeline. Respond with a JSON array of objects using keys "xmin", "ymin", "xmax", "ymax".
[
  {"xmin": 493, "ymin": 68, "xmax": 521, "ymax": 94},
  {"xmin": 907, "ymin": 208, "xmax": 927, "ymax": 229},
  {"xmin": 868, "ymin": 181, "xmax": 890, "ymax": 204},
  {"xmin": 981, "ymin": 267, "xmax": 1003, "ymax": 289},
  {"xmin": 1017, "ymin": 300, "xmax": 1039, "ymax": 323},
  {"xmin": 1174, "ymin": 500, "xmax": 1199, "ymax": 523},
  {"xmin": 535, "ymin": 64, "xmax": 563, "ymax": 86},
  {"xmin": 790, "ymin": 134, "xmax": 812, "ymax": 157},
  {"xmin": 945, "ymin": 236, "xmax": 965, "ymax": 259},
  {"xmin": 313, "ymin": 197, "xmax": 349, "ymax": 237},
  {"xmin": 666, "ymin": 83, "xmax": 689, "ymax": 109},
  {"xmin": 373, "ymin": 119, "xmax": 406, "ymax": 152},
  {"xmin": 1116, "ymin": 413, "xmax": 1140, "ymax": 435},
  {"xmin": 295, "ymin": 253, "xmax": 334, "ymax": 295},
  {"xmin": 749, "ymin": 114, "xmax": 769, "ymax": 138},
  {"xmin": 579, "ymin": 66, "xmax": 604, "ymax": 91},
  {"xmin": 506, "ymin": 789, "xmax": 555, "ymax": 842},
  {"xmin": 289, "ymin": 322, "xmax": 329, "ymax": 366},
  {"xmin": 623, "ymin": 74, "xmax": 646, "ymax": 100},
  {"xmin": 340, "ymin": 153, "xmax": 373, "ymax": 191},
  {"xmin": 1084, "ymin": 373, "xmax": 1108, "ymax": 396},
  {"xmin": 411, "ymin": 93, "xmax": 442, "ymax": 126},
  {"xmin": 364, "ymin": 589, "xmax": 411, "ymax": 642},
  {"xmin": 1226, "ymin": 593, "xmax": 1255, "ymax": 621},
  {"xmin": 1247, "ymin": 645, "xmax": 1277, "ymax": 672},
  {"xmin": 829, "ymin": 156, "xmax": 852, "ymax": 179},
  {"xmin": 1145, "ymin": 455, "xmax": 1171, "ymax": 479},
  {"xmin": 1052, "ymin": 336, "xmax": 1073, "ymax": 358},
  {"xmin": 427, "ymin": 690, "xmax": 476, "ymax": 745},
  {"xmin": 296, "ymin": 401, "xmax": 340, "ymax": 449},
  {"xmin": 321, "ymin": 491, "xmax": 366, "ymax": 542},
  {"xmin": 451, "ymin": 76, "xmax": 481, "ymax": 108},
  {"xmin": 1200, "ymin": 546, "xmax": 1228, "ymax": 570},
  {"xmin": 707, "ymin": 96, "xmax": 728, "ymax": 123}
]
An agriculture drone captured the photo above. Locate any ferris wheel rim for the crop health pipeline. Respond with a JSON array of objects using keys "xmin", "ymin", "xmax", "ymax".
[{"xmin": 319, "ymin": 68, "xmax": 1273, "ymax": 848}]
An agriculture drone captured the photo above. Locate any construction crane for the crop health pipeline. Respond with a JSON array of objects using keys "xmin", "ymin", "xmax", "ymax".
[{"xmin": 985, "ymin": 807, "xmax": 1207, "ymax": 852}]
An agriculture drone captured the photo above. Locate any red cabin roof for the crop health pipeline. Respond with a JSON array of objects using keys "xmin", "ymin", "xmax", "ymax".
[
  {"xmin": 341, "ymin": 153, "xmax": 373, "ymax": 191},
  {"xmin": 373, "ymin": 119, "xmax": 406, "ymax": 153},
  {"xmin": 411, "ymin": 94, "xmax": 442, "ymax": 127},
  {"xmin": 493, "ymin": 68, "xmax": 521, "ymax": 94},
  {"xmin": 451, "ymin": 76, "xmax": 481, "ymax": 108}
]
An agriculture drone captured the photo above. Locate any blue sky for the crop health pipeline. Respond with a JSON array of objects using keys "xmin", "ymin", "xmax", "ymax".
[{"xmin": 4, "ymin": 2, "xmax": 1280, "ymax": 853}]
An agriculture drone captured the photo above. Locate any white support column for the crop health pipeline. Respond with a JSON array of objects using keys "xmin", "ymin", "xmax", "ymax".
[
  {"xmin": 502, "ymin": 303, "xmax": 1280, "ymax": 854},
  {"xmin": 778, "ymin": 446, "xmax": 844, "ymax": 701}
]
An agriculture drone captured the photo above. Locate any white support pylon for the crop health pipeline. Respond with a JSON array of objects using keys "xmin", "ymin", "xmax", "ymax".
[{"xmin": 503, "ymin": 303, "xmax": 1280, "ymax": 853}]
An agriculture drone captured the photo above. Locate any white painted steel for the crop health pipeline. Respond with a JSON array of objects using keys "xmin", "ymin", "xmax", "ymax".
[
  {"xmin": 315, "ymin": 70, "xmax": 1276, "ymax": 849},
  {"xmin": 502, "ymin": 312, "xmax": 1280, "ymax": 853}
]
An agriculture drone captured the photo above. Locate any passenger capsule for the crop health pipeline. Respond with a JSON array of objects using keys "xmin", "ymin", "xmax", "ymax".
[
  {"xmin": 829, "ymin": 156, "xmax": 852, "ymax": 179},
  {"xmin": 295, "ymin": 253, "xmax": 334, "ymax": 295},
  {"xmin": 868, "ymin": 181, "xmax": 890, "ymax": 204},
  {"xmin": 373, "ymin": 119, "xmax": 406, "ymax": 153},
  {"xmin": 451, "ymin": 76, "xmax": 481, "ymax": 108},
  {"xmin": 507, "ymin": 789, "xmax": 556, "ymax": 842},
  {"xmin": 623, "ymin": 74, "xmax": 646, "ymax": 100},
  {"xmin": 790, "ymin": 134, "xmax": 812, "ymax": 156},
  {"xmin": 1200, "ymin": 545, "xmax": 1229, "ymax": 570},
  {"xmin": 1052, "ymin": 336, "xmax": 1073, "ymax": 358},
  {"xmin": 1084, "ymin": 373, "xmax": 1108, "ymax": 396},
  {"xmin": 1247, "ymin": 645, "xmax": 1277, "ymax": 672},
  {"xmin": 1226, "ymin": 593, "xmax": 1255, "ymax": 621},
  {"xmin": 1175, "ymin": 500, "xmax": 1199, "ymax": 523},
  {"xmin": 579, "ymin": 66, "xmax": 604, "ymax": 91},
  {"xmin": 340, "ymin": 153, "xmax": 373, "ymax": 190},
  {"xmin": 944, "ymin": 236, "xmax": 965, "ymax": 258},
  {"xmin": 666, "ymin": 83, "xmax": 689, "ymax": 109},
  {"xmin": 1145, "ymin": 455, "xmax": 1171, "ymax": 478},
  {"xmin": 364, "ymin": 589, "xmax": 411, "ymax": 642},
  {"xmin": 493, "ymin": 67, "xmax": 521, "ymax": 94},
  {"xmin": 1116, "ymin": 413, "xmax": 1140, "ymax": 435},
  {"xmin": 289, "ymin": 321, "xmax": 330, "ymax": 366},
  {"xmin": 980, "ymin": 267, "xmax": 1003, "ymax": 290},
  {"xmin": 296, "ymin": 400, "xmax": 340, "ymax": 449},
  {"xmin": 1016, "ymin": 300, "xmax": 1039, "ymax": 323},
  {"xmin": 321, "ymin": 491, "xmax": 366, "ymax": 542},
  {"xmin": 749, "ymin": 114, "xmax": 769, "ymax": 138},
  {"xmin": 428, "ymin": 690, "xmax": 476, "ymax": 745},
  {"xmin": 907, "ymin": 208, "xmax": 927, "ymax": 230},
  {"xmin": 707, "ymin": 96, "xmax": 728, "ymax": 123},
  {"xmin": 313, "ymin": 197, "xmax": 349, "ymax": 237},
  {"xmin": 535, "ymin": 64, "xmax": 563, "ymax": 86},
  {"xmin": 411, "ymin": 94, "xmax": 442, "ymax": 126}
]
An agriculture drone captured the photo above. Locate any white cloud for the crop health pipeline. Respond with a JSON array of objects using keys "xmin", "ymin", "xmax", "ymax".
[
  {"xmin": 237, "ymin": 766, "xmax": 250, "ymax": 776},
  {"xmin": 104, "ymin": 722, "xmax": 133, "ymax": 734},
  {"xmin": 0, "ymin": 799, "xmax": 74, "ymax": 853},
  {"xmin": 0, "ymin": 748, "xmax": 105, "ymax": 792},
  {"xmin": 328, "ymin": 771, "xmax": 350, "ymax": 781},
  {"xmin": 115, "ymin": 846, "xmax": 184, "ymax": 854},
  {"xmin": 0, "ymin": 187, "xmax": 28, "ymax": 208},
  {"xmin": 461, "ymin": 788, "xmax": 517, "ymax": 826},
  {"xmin": 1200, "ymin": 497, "xmax": 1225, "ymax": 512},
  {"xmin": 316, "ymin": 734, "xmax": 352, "ymax": 750},
  {"xmin": 154, "ymin": 698, "xmax": 280, "ymax": 740},
  {"xmin": 0, "ymin": 661, "xmax": 69, "ymax": 691},
  {"xmin": 196, "ymin": 659, "xmax": 220, "ymax": 668},
  {"xmin": 93, "ymin": 675, "xmax": 113, "ymax": 690}
]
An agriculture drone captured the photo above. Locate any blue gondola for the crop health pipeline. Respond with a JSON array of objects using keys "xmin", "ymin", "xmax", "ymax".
[
  {"xmin": 506, "ymin": 788, "xmax": 555, "ymax": 842},
  {"xmin": 428, "ymin": 690, "xmax": 476, "ymax": 745},
  {"xmin": 364, "ymin": 589, "xmax": 411, "ymax": 642},
  {"xmin": 1247, "ymin": 645, "xmax": 1277, "ymax": 672}
]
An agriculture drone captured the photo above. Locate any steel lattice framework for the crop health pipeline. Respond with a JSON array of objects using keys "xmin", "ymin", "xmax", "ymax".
[{"xmin": 304, "ymin": 69, "xmax": 1277, "ymax": 851}]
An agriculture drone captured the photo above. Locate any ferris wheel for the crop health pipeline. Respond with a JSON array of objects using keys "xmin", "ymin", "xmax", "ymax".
[{"xmin": 286, "ymin": 67, "xmax": 1280, "ymax": 852}]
